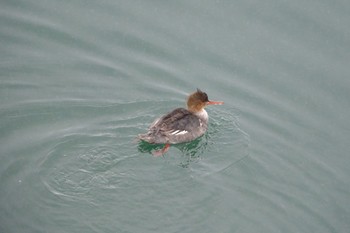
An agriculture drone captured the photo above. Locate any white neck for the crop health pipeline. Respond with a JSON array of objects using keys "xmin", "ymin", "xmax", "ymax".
[{"xmin": 195, "ymin": 109, "xmax": 208, "ymax": 122}]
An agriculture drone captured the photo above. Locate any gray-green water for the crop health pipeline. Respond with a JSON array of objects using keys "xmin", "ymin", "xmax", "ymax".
[{"xmin": 1, "ymin": 0, "xmax": 350, "ymax": 232}]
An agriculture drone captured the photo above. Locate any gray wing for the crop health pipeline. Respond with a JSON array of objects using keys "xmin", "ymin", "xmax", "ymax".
[
  {"xmin": 149, "ymin": 108, "xmax": 205, "ymax": 143},
  {"xmin": 151, "ymin": 108, "xmax": 199, "ymax": 132}
]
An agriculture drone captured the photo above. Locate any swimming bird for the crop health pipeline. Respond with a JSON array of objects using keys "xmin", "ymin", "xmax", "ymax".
[{"xmin": 138, "ymin": 89, "xmax": 223, "ymax": 156}]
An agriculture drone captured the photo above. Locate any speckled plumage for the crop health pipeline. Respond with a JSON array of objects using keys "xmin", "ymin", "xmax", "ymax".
[
  {"xmin": 138, "ymin": 107, "xmax": 208, "ymax": 144},
  {"xmin": 138, "ymin": 89, "xmax": 223, "ymax": 147}
]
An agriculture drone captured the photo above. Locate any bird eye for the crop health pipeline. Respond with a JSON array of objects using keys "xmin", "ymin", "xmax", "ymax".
[{"xmin": 204, "ymin": 93, "xmax": 209, "ymax": 101}]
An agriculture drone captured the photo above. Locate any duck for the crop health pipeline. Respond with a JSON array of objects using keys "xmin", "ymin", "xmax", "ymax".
[{"xmin": 138, "ymin": 89, "xmax": 223, "ymax": 156}]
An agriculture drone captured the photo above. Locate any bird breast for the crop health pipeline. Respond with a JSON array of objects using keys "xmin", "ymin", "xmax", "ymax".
[{"xmin": 194, "ymin": 109, "xmax": 208, "ymax": 123}]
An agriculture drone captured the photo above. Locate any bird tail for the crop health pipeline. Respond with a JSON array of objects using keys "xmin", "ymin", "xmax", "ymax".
[{"xmin": 136, "ymin": 133, "xmax": 154, "ymax": 144}]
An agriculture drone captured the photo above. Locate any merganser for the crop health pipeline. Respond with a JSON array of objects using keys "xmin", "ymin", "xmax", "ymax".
[{"xmin": 138, "ymin": 89, "xmax": 223, "ymax": 156}]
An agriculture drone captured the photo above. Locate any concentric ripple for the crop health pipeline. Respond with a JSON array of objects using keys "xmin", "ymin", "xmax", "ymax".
[
  {"xmin": 39, "ymin": 136, "xmax": 127, "ymax": 202},
  {"xmin": 36, "ymin": 101, "xmax": 148, "ymax": 202}
]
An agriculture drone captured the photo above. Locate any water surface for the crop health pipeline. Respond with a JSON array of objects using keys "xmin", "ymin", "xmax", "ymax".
[{"xmin": 1, "ymin": 0, "xmax": 350, "ymax": 232}]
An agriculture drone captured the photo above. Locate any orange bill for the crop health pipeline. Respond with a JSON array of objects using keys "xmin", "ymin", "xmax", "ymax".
[{"xmin": 207, "ymin": 101, "xmax": 224, "ymax": 105}]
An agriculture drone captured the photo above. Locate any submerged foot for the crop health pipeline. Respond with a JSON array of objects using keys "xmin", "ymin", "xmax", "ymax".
[{"xmin": 152, "ymin": 144, "xmax": 170, "ymax": 157}]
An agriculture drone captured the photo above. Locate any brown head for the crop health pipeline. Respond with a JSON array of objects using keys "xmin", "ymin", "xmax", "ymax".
[{"xmin": 187, "ymin": 89, "xmax": 224, "ymax": 112}]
